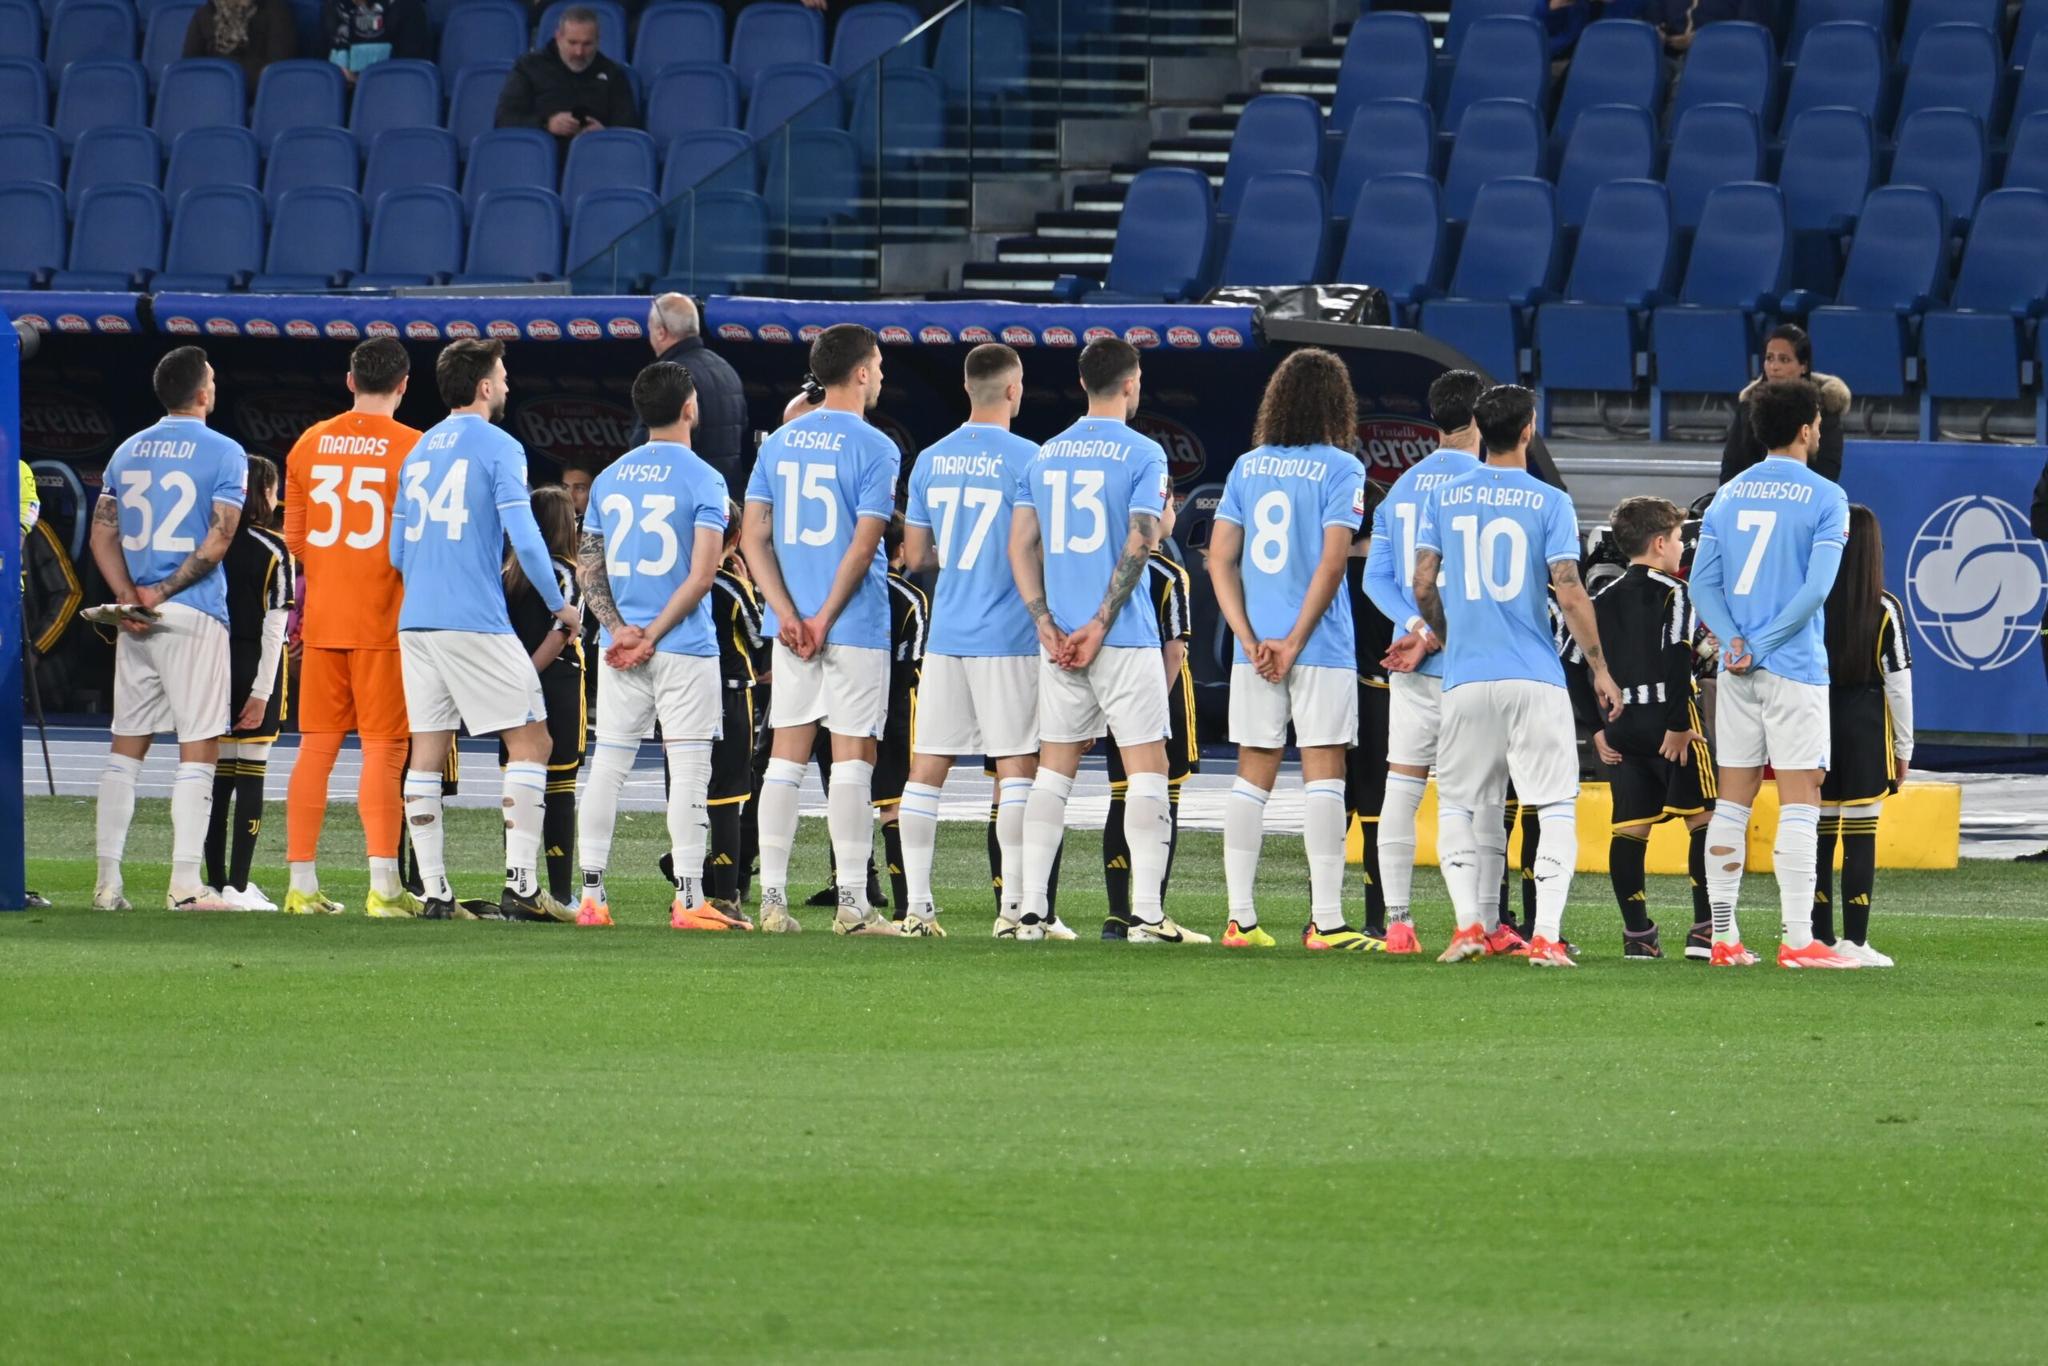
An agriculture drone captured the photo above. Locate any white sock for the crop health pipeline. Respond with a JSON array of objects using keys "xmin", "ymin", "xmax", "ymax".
[
  {"xmin": 826, "ymin": 758, "xmax": 874, "ymax": 900},
  {"xmin": 502, "ymin": 760, "xmax": 547, "ymax": 896},
  {"xmin": 1704, "ymin": 800, "xmax": 1750, "ymax": 943},
  {"xmin": 1532, "ymin": 801, "xmax": 1578, "ymax": 944},
  {"xmin": 1020, "ymin": 768, "xmax": 1074, "ymax": 922},
  {"xmin": 1438, "ymin": 800, "xmax": 1482, "ymax": 931},
  {"xmin": 757, "ymin": 756, "xmax": 805, "ymax": 900},
  {"xmin": 368, "ymin": 857, "xmax": 399, "ymax": 897},
  {"xmin": 665, "ymin": 739, "xmax": 714, "ymax": 893},
  {"xmin": 170, "ymin": 760, "xmax": 215, "ymax": 891},
  {"xmin": 1775, "ymin": 803, "xmax": 1821, "ymax": 950},
  {"xmin": 1305, "ymin": 778, "xmax": 1349, "ymax": 933},
  {"xmin": 995, "ymin": 777, "xmax": 1032, "ymax": 916},
  {"xmin": 290, "ymin": 861, "xmax": 320, "ymax": 895},
  {"xmin": 404, "ymin": 768, "xmax": 452, "ymax": 903},
  {"xmin": 1379, "ymin": 772, "xmax": 1427, "ymax": 923},
  {"xmin": 898, "ymin": 779, "xmax": 943, "ymax": 914},
  {"xmin": 1223, "ymin": 777, "xmax": 1267, "ymax": 923},
  {"xmin": 1475, "ymin": 800, "xmax": 1507, "ymax": 933},
  {"xmin": 1123, "ymin": 770, "xmax": 1172, "ymax": 923},
  {"xmin": 95, "ymin": 753, "xmax": 142, "ymax": 889},
  {"xmin": 577, "ymin": 737, "xmax": 638, "ymax": 881}
]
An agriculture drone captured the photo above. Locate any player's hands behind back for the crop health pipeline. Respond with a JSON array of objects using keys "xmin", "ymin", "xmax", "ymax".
[
  {"xmin": 1254, "ymin": 637, "xmax": 1300, "ymax": 683},
  {"xmin": 1061, "ymin": 619, "xmax": 1107, "ymax": 670},
  {"xmin": 606, "ymin": 623, "xmax": 653, "ymax": 670},
  {"xmin": 1381, "ymin": 629, "xmax": 1432, "ymax": 674}
]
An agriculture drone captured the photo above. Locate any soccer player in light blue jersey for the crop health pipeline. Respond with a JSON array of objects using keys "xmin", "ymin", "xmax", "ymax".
[
  {"xmin": 1689, "ymin": 378, "xmax": 1860, "ymax": 970},
  {"xmin": 390, "ymin": 339, "xmax": 580, "ymax": 923},
  {"xmin": 893, "ymin": 343, "xmax": 1049, "ymax": 937},
  {"xmin": 1007, "ymin": 337, "xmax": 1207, "ymax": 943},
  {"xmin": 88, "ymin": 346, "xmax": 248, "ymax": 911},
  {"xmin": 1403, "ymin": 385, "xmax": 1621, "ymax": 967},
  {"xmin": 1360, "ymin": 368, "xmax": 1486, "ymax": 955},
  {"xmin": 1207, "ymin": 349, "xmax": 1368, "ymax": 949},
  {"xmin": 573, "ymin": 362, "xmax": 734, "ymax": 933},
  {"xmin": 741, "ymin": 324, "xmax": 904, "ymax": 935}
]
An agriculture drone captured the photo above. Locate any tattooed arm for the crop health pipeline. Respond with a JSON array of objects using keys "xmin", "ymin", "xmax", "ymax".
[
  {"xmin": 1062, "ymin": 509, "xmax": 1161, "ymax": 670},
  {"xmin": 1006, "ymin": 502, "xmax": 1065, "ymax": 658},
  {"xmin": 1411, "ymin": 547, "xmax": 1446, "ymax": 639},
  {"xmin": 89, "ymin": 495, "xmax": 137, "ymax": 601},
  {"xmin": 1551, "ymin": 558, "xmax": 1622, "ymax": 720},
  {"xmin": 577, "ymin": 529, "xmax": 625, "ymax": 633},
  {"xmin": 138, "ymin": 499, "xmax": 241, "ymax": 608}
]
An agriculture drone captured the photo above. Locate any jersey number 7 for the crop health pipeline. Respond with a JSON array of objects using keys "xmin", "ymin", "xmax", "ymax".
[{"xmin": 1731, "ymin": 509, "xmax": 1776, "ymax": 596}]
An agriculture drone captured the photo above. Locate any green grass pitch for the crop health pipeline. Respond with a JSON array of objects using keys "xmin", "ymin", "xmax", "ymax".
[{"xmin": 4, "ymin": 795, "xmax": 2046, "ymax": 1363}]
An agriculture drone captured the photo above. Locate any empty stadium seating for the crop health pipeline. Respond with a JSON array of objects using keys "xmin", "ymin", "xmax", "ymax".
[
  {"xmin": 165, "ymin": 126, "xmax": 260, "ymax": 209},
  {"xmin": 1536, "ymin": 179, "xmax": 1675, "ymax": 410},
  {"xmin": 1334, "ymin": 173, "xmax": 1445, "ymax": 324},
  {"xmin": 1441, "ymin": 98, "xmax": 1542, "ymax": 224},
  {"xmin": 1072, "ymin": 166, "xmax": 1212, "ymax": 302},
  {"xmin": 153, "ymin": 183, "xmax": 265, "ymax": 292},
  {"xmin": 1215, "ymin": 170, "xmax": 1326, "ymax": 287},
  {"xmin": 1797, "ymin": 185, "xmax": 1950, "ymax": 398},
  {"xmin": 1419, "ymin": 176, "xmax": 1560, "ymax": 383},
  {"xmin": 1921, "ymin": 189, "xmax": 2048, "ymax": 433},
  {"xmin": 1651, "ymin": 182, "xmax": 1792, "ymax": 433},
  {"xmin": 1555, "ymin": 104, "xmax": 1656, "ymax": 230}
]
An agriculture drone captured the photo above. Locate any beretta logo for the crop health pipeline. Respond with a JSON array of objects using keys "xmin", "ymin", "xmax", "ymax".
[
  {"xmin": 235, "ymin": 390, "xmax": 336, "ymax": 456},
  {"xmin": 285, "ymin": 319, "xmax": 318, "ymax": 339},
  {"xmin": 758, "ymin": 323, "xmax": 792, "ymax": 342},
  {"xmin": 525, "ymin": 319, "xmax": 561, "ymax": 340},
  {"xmin": 487, "ymin": 320, "xmax": 520, "ymax": 339},
  {"xmin": 323, "ymin": 320, "xmax": 359, "ymax": 339},
  {"xmin": 405, "ymin": 321, "xmax": 439, "ymax": 340},
  {"xmin": 21, "ymin": 385, "xmax": 115, "ymax": 456},
  {"xmin": 1206, "ymin": 326, "xmax": 1244, "ymax": 348},
  {"xmin": 205, "ymin": 318, "xmax": 239, "ymax": 336},
  {"xmin": 1082, "ymin": 326, "xmax": 1117, "ymax": 344},
  {"xmin": 1165, "ymin": 326, "xmax": 1200, "ymax": 349},
  {"xmin": 798, "ymin": 324, "xmax": 823, "ymax": 342},
  {"xmin": 919, "ymin": 325, "xmax": 953, "ymax": 344},
  {"xmin": 1131, "ymin": 412, "xmax": 1205, "ymax": 484},
  {"xmin": 162, "ymin": 315, "xmax": 199, "ymax": 334},
  {"xmin": 365, "ymin": 320, "xmax": 398, "ymax": 338},
  {"xmin": 96, "ymin": 314, "xmax": 132, "ymax": 334},
  {"xmin": 567, "ymin": 318, "xmax": 601, "ymax": 340},
  {"xmin": 606, "ymin": 317, "xmax": 641, "ymax": 339},
  {"xmin": 960, "ymin": 325, "xmax": 993, "ymax": 343},
  {"xmin": 515, "ymin": 396, "xmax": 636, "ymax": 468},
  {"xmin": 245, "ymin": 319, "xmax": 280, "ymax": 338},
  {"xmin": 718, "ymin": 322, "xmax": 751, "ymax": 341},
  {"xmin": 1003, "ymin": 325, "xmax": 1039, "ymax": 347},
  {"xmin": 16, "ymin": 313, "xmax": 49, "ymax": 332},
  {"xmin": 55, "ymin": 314, "xmax": 88, "ymax": 333},
  {"xmin": 445, "ymin": 320, "xmax": 480, "ymax": 339},
  {"xmin": 1356, "ymin": 418, "xmax": 1443, "ymax": 482},
  {"xmin": 879, "ymin": 325, "xmax": 913, "ymax": 345},
  {"xmin": 1123, "ymin": 326, "xmax": 1160, "ymax": 349}
]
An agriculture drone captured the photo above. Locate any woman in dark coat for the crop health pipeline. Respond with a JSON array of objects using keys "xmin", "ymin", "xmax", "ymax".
[
  {"xmin": 183, "ymin": 0, "xmax": 298, "ymax": 90},
  {"xmin": 1720, "ymin": 323, "xmax": 1851, "ymax": 485}
]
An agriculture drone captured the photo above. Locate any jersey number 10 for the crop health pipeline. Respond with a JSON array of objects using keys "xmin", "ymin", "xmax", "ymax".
[{"xmin": 1449, "ymin": 514, "xmax": 1530, "ymax": 602}]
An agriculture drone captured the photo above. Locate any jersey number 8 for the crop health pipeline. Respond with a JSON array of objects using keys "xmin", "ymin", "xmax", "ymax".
[{"xmin": 1248, "ymin": 490, "xmax": 1291, "ymax": 572}]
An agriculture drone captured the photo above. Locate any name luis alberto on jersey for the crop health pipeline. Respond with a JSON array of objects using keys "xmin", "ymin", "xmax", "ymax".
[{"xmin": 1440, "ymin": 483, "xmax": 1547, "ymax": 509}]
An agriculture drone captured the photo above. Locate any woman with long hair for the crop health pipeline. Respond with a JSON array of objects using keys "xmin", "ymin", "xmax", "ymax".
[
  {"xmin": 205, "ymin": 454, "xmax": 294, "ymax": 908},
  {"xmin": 501, "ymin": 484, "xmax": 585, "ymax": 904},
  {"xmin": 1813, "ymin": 504, "xmax": 1915, "ymax": 967},
  {"xmin": 1720, "ymin": 323, "xmax": 1851, "ymax": 484},
  {"xmin": 182, "ymin": 0, "xmax": 297, "ymax": 88}
]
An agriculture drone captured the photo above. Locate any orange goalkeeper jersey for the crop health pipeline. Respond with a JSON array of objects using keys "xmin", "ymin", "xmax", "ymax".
[{"xmin": 283, "ymin": 411, "xmax": 421, "ymax": 650}]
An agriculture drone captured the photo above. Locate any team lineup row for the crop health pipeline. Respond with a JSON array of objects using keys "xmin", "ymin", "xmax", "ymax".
[{"xmin": 82, "ymin": 327, "xmax": 1912, "ymax": 965}]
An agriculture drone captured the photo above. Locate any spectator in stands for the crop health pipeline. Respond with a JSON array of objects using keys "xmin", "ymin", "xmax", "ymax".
[
  {"xmin": 1545, "ymin": 0, "xmax": 1593, "ymax": 61},
  {"xmin": 328, "ymin": 0, "xmax": 431, "ymax": 82},
  {"xmin": 627, "ymin": 292, "xmax": 748, "ymax": 496},
  {"xmin": 1719, "ymin": 323, "xmax": 1849, "ymax": 485},
  {"xmin": 495, "ymin": 6, "xmax": 639, "ymax": 147},
  {"xmin": 1636, "ymin": 0, "xmax": 1773, "ymax": 57},
  {"xmin": 183, "ymin": 0, "xmax": 298, "ymax": 90}
]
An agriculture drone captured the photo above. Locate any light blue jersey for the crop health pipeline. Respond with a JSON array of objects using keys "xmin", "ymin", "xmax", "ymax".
[
  {"xmin": 1214, "ymin": 442, "xmax": 1366, "ymax": 670},
  {"xmin": 391, "ymin": 413, "xmax": 561, "ymax": 633},
  {"xmin": 1013, "ymin": 416, "xmax": 1170, "ymax": 649},
  {"xmin": 904, "ymin": 423, "xmax": 1039, "ymax": 658},
  {"xmin": 744, "ymin": 407, "xmax": 899, "ymax": 650},
  {"xmin": 1414, "ymin": 463, "xmax": 1580, "ymax": 691},
  {"xmin": 585, "ymin": 441, "xmax": 730, "ymax": 657},
  {"xmin": 1692, "ymin": 455, "xmax": 1849, "ymax": 686},
  {"xmin": 102, "ymin": 416, "xmax": 248, "ymax": 628},
  {"xmin": 1362, "ymin": 446, "xmax": 1481, "ymax": 679}
]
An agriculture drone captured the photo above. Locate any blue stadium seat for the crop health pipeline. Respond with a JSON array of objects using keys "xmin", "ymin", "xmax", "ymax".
[
  {"xmin": 1442, "ymin": 0, "xmax": 1540, "ymax": 56},
  {"xmin": 1219, "ymin": 93, "xmax": 1323, "ymax": 218},
  {"xmin": 930, "ymin": 4, "xmax": 1027, "ymax": 106},
  {"xmin": 0, "ymin": 180, "xmax": 67, "ymax": 287},
  {"xmin": 1780, "ymin": 106, "xmax": 1875, "ymax": 233},
  {"xmin": 1665, "ymin": 103, "xmax": 1763, "ymax": 230},
  {"xmin": 0, "ymin": 0, "xmax": 41, "ymax": 61},
  {"xmin": 55, "ymin": 60, "xmax": 147, "ymax": 151},
  {"xmin": 1440, "ymin": 16, "xmax": 1546, "ymax": 134},
  {"xmin": 632, "ymin": 1, "xmax": 725, "ymax": 81},
  {"xmin": 565, "ymin": 185, "xmax": 662, "ymax": 288},
  {"xmin": 1550, "ymin": 20, "xmax": 1661, "ymax": 147},
  {"xmin": 845, "ymin": 67, "xmax": 948, "ymax": 163},
  {"xmin": 2004, "ymin": 111, "xmax": 2048, "ymax": 190},
  {"xmin": 457, "ymin": 185, "xmax": 562, "ymax": 282},
  {"xmin": 50, "ymin": 180, "xmax": 165, "ymax": 288},
  {"xmin": 730, "ymin": 0, "xmax": 824, "ymax": 94},
  {"xmin": 1536, "ymin": 178, "xmax": 1674, "ymax": 403},
  {"xmin": 362, "ymin": 126, "xmax": 458, "ymax": 208},
  {"xmin": 645, "ymin": 61, "xmax": 742, "ymax": 142},
  {"xmin": 1418, "ymin": 176, "xmax": 1560, "ymax": 382},
  {"xmin": 1651, "ymin": 182, "xmax": 1790, "ymax": 429},
  {"xmin": 1330, "ymin": 12, "xmax": 1433, "ymax": 131},
  {"xmin": 1776, "ymin": 22, "xmax": 1885, "ymax": 140},
  {"xmin": 66, "ymin": 124, "xmax": 160, "ymax": 213},
  {"xmin": 462, "ymin": 127, "xmax": 556, "ymax": 214},
  {"xmin": 263, "ymin": 124, "xmax": 358, "ymax": 211},
  {"xmin": 153, "ymin": 58, "xmax": 244, "ymax": 144},
  {"xmin": 1920, "ymin": 189, "xmax": 2048, "ymax": 434},
  {"xmin": 2005, "ymin": 31, "xmax": 2048, "ymax": 136},
  {"xmin": 1334, "ymin": 173, "xmax": 1446, "ymax": 324},
  {"xmin": 354, "ymin": 183, "xmax": 464, "ymax": 286},
  {"xmin": 152, "ymin": 182, "xmax": 264, "ymax": 290},
  {"xmin": 830, "ymin": 1, "xmax": 920, "ymax": 76},
  {"xmin": 1555, "ymin": 103, "xmax": 1657, "ymax": 229},
  {"xmin": 141, "ymin": 0, "xmax": 199, "ymax": 86},
  {"xmin": 760, "ymin": 126, "xmax": 858, "ymax": 225},
  {"xmin": 561, "ymin": 127, "xmax": 656, "ymax": 208},
  {"xmin": 164, "ymin": 124, "xmax": 259, "ymax": 208},
  {"xmin": 2016, "ymin": 0, "xmax": 2048, "ymax": 74},
  {"xmin": 1786, "ymin": 0, "xmax": 1888, "ymax": 61},
  {"xmin": 0, "ymin": 126, "xmax": 63, "ymax": 185},
  {"xmin": 535, "ymin": 0, "xmax": 627, "ymax": 59},
  {"xmin": 447, "ymin": 62, "xmax": 511, "ymax": 153},
  {"xmin": 744, "ymin": 60, "xmax": 839, "ymax": 137},
  {"xmin": 1330, "ymin": 100, "xmax": 1434, "ymax": 227},
  {"xmin": 0, "ymin": 57, "xmax": 49, "ymax": 126},
  {"xmin": 1889, "ymin": 107, "xmax": 1987, "ymax": 225},
  {"xmin": 1667, "ymin": 22, "xmax": 1777, "ymax": 137},
  {"xmin": 1893, "ymin": 24, "xmax": 1999, "ymax": 131},
  {"xmin": 349, "ymin": 59, "xmax": 440, "ymax": 151},
  {"xmin": 663, "ymin": 187, "xmax": 768, "ymax": 293},
  {"xmin": 1899, "ymin": 0, "xmax": 1999, "ymax": 64},
  {"xmin": 438, "ymin": 0, "xmax": 526, "ymax": 82},
  {"xmin": 1797, "ymin": 185, "xmax": 1949, "ymax": 397},
  {"xmin": 250, "ymin": 184, "xmax": 363, "ymax": 289},
  {"xmin": 661, "ymin": 127, "xmax": 755, "ymax": 199},
  {"xmin": 1440, "ymin": 97, "xmax": 1543, "ymax": 223},
  {"xmin": 45, "ymin": 0, "xmax": 137, "ymax": 74},
  {"xmin": 252, "ymin": 60, "xmax": 347, "ymax": 150},
  {"xmin": 1082, "ymin": 165, "xmax": 1212, "ymax": 302},
  {"xmin": 1215, "ymin": 170, "xmax": 1326, "ymax": 287}
]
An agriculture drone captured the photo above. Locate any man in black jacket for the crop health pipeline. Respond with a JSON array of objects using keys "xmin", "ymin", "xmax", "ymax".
[
  {"xmin": 494, "ymin": 7, "xmax": 638, "ymax": 148},
  {"xmin": 627, "ymin": 293, "xmax": 750, "ymax": 497}
]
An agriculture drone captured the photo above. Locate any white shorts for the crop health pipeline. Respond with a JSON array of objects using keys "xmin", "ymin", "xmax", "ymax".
[
  {"xmin": 112, "ymin": 602, "xmax": 230, "ymax": 743},
  {"xmin": 1228, "ymin": 662, "xmax": 1357, "ymax": 749},
  {"xmin": 1386, "ymin": 670, "xmax": 1443, "ymax": 767},
  {"xmin": 769, "ymin": 641, "xmax": 888, "ymax": 737},
  {"xmin": 1038, "ymin": 644, "xmax": 1169, "ymax": 745},
  {"xmin": 595, "ymin": 652, "xmax": 721, "ymax": 742},
  {"xmin": 399, "ymin": 629, "xmax": 546, "ymax": 737},
  {"xmin": 1436, "ymin": 678, "xmax": 1580, "ymax": 811},
  {"xmin": 1716, "ymin": 670, "xmax": 1831, "ymax": 771},
  {"xmin": 913, "ymin": 652, "xmax": 1040, "ymax": 757}
]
